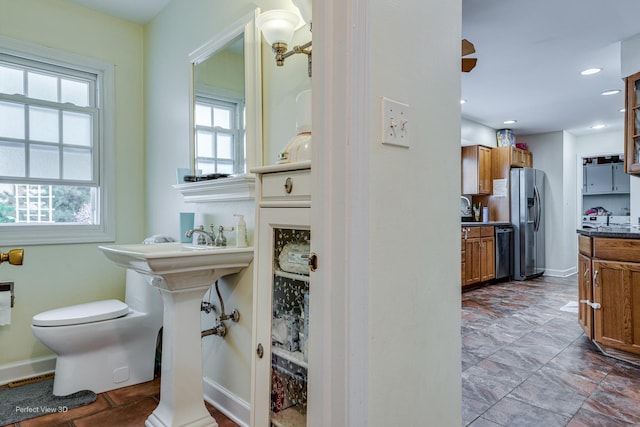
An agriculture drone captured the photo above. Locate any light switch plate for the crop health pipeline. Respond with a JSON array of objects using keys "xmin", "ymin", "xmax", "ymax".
[{"xmin": 381, "ymin": 97, "xmax": 410, "ymax": 148}]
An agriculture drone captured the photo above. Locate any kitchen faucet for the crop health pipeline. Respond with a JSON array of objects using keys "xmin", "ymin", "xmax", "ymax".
[{"xmin": 460, "ymin": 196, "xmax": 472, "ymax": 216}]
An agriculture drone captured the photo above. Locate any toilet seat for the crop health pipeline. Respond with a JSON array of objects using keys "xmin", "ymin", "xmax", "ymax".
[{"xmin": 32, "ymin": 299, "xmax": 129, "ymax": 327}]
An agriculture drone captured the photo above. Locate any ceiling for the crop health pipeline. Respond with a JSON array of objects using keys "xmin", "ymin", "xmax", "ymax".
[
  {"xmin": 462, "ymin": 0, "xmax": 640, "ymax": 136},
  {"xmin": 65, "ymin": 0, "xmax": 170, "ymax": 24},
  {"xmin": 66, "ymin": 0, "xmax": 640, "ymax": 137}
]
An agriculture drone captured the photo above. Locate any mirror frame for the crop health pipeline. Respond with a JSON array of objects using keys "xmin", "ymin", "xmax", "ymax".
[{"xmin": 188, "ymin": 9, "xmax": 263, "ymax": 177}]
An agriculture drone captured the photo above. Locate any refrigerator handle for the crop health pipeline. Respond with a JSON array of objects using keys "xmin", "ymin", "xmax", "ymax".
[{"xmin": 533, "ymin": 185, "xmax": 541, "ymax": 232}]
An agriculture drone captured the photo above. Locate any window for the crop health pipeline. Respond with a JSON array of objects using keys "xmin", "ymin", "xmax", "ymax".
[
  {"xmin": 0, "ymin": 37, "xmax": 114, "ymax": 245},
  {"xmin": 194, "ymin": 94, "xmax": 245, "ymax": 175}
]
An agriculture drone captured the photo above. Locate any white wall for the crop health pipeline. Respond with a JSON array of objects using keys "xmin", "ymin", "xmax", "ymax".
[
  {"xmin": 308, "ymin": 0, "xmax": 462, "ymax": 424},
  {"xmin": 0, "ymin": 0, "xmax": 144, "ymax": 378},
  {"xmin": 461, "ymin": 118, "xmax": 497, "ymax": 147}
]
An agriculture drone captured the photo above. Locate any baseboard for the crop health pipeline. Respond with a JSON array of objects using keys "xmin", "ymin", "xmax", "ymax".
[
  {"xmin": 0, "ymin": 355, "xmax": 56, "ymax": 386},
  {"xmin": 544, "ymin": 266, "xmax": 577, "ymax": 277},
  {"xmin": 203, "ymin": 376, "xmax": 250, "ymax": 427}
]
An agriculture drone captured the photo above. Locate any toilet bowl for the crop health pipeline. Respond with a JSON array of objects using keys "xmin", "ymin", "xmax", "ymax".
[{"xmin": 31, "ymin": 269, "xmax": 163, "ymax": 396}]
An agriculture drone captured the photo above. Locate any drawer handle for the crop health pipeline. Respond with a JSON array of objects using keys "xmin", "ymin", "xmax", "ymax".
[{"xmin": 284, "ymin": 177, "xmax": 293, "ymax": 194}]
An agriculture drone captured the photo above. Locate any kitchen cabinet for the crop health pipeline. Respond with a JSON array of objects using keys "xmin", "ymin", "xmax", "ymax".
[
  {"xmin": 252, "ymin": 162, "xmax": 313, "ymax": 427},
  {"xmin": 461, "ymin": 225, "xmax": 495, "ymax": 287},
  {"xmin": 495, "ymin": 145, "xmax": 532, "ymax": 168},
  {"xmin": 624, "ymin": 70, "xmax": 640, "ymax": 175},
  {"xmin": 577, "ymin": 232, "xmax": 640, "ymax": 363},
  {"xmin": 583, "ymin": 163, "xmax": 630, "ymax": 194},
  {"xmin": 462, "ymin": 145, "xmax": 492, "ymax": 195}
]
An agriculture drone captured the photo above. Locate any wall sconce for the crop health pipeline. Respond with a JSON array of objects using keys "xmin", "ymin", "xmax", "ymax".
[{"xmin": 256, "ymin": 9, "xmax": 312, "ymax": 77}]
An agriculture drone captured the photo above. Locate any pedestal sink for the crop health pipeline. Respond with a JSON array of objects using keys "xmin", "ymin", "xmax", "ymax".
[{"xmin": 99, "ymin": 242, "xmax": 253, "ymax": 427}]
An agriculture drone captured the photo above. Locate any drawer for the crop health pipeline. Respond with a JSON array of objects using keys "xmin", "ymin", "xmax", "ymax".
[
  {"xmin": 578, "ymin": 235, "xmax": 592, "ymax": 257},
  {"xmin": 593, "ymin": 237, "xmax": 640, "ymax": 263},
  {"xmin": 462, "ymin": 226, "xmax": 481, "ymax": 239},
  {"xmin": 261, "ymin": 169, "xmax": 311, "ymax": 200},
  {"xmin": 480, "ymin": 226, "xmax": 494, "ymax": 237}
]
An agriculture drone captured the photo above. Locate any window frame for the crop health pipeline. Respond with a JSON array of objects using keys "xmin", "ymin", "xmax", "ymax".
[{"xmin": 0, "ymin": 36, "xmax": 115, "ymax": 245}]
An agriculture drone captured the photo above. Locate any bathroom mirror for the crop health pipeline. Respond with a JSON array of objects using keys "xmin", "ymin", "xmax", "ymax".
[{"xmin": 189, "ymin": 10, "xmax": 262, "ymax": 177}]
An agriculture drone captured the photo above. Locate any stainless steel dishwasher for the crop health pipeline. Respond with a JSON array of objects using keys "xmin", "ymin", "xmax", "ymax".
[{"xmin": 495, "ymin": 225, "xmax": 513, "ymax": 280}]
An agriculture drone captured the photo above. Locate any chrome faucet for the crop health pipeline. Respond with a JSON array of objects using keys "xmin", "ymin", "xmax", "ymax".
[
  {"xmin": 185, "ymin": 225, "xmax": 216, "ymax": 246},
  {"xmin": 214, "ymin": 225, "xmax": 234, "ymax": 247}
]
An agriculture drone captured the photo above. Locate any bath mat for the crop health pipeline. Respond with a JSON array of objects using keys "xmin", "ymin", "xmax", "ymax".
[
  {"xmin": 560, "ymin": 301, "xmax": 579, "ymax": 313},
  {"xmin": 0, "ymin": 378, "xmax": 97, "ymax": 424}
]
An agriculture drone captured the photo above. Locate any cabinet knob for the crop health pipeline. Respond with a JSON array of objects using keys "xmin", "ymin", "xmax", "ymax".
[
  {"xmin": 308, "ymin": 252, "xmax": 318, "ymax": 272},
  {"xmin": 284, "ymin": 177, "xmax": 293, "ymax": 194},
  {"xmin": 256, "ymin": 343, "xmax": 264, "ymax": 359}
]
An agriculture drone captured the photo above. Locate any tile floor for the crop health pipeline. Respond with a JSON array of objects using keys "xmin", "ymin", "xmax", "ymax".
[
  {"xmin": 462, "ymin": 275, "xmax": 640, "ymax": 426},
  {"xmin": 1, "ymin": 377, "xmax": 239, "ymax": 427}
]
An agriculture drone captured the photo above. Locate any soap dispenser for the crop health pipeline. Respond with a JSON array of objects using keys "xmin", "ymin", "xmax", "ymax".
[{"xmin": 234, "ymin": 214, "xmax": 248, "ymax": 248}]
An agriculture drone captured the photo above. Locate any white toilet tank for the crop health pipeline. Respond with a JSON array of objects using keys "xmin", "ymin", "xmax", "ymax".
[{"xmin": 124, "ymin": 270, "xmax": 163, "ymax": 316}]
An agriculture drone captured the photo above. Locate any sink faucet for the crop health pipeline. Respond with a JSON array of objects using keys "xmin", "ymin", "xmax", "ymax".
[{"xmin": 185, "ymin": 225, "xmax": 216, "ymax": 246}]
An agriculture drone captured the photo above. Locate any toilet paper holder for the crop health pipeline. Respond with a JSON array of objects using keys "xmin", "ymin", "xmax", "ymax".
[{"xmin": 0, "ymin": 282, "xmax": 14, "ymax": 308}]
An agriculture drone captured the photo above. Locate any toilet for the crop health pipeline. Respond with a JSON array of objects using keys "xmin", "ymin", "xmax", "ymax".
[{"xmin": 31, "ymin": 269, "xmax": 163, "ymax": 396}]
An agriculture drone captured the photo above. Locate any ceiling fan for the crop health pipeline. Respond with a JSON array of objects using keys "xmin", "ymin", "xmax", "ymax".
[{"xmin": 462, "ymin": 39, "xmax": 477, "ymax": 72}]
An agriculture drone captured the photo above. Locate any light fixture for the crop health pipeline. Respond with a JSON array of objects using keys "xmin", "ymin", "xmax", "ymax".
[
  {"xmin": 503, "ymin": 119, "xmax": 517, "ymax": 125},
  {"xmin": 620, "ymin": 107, "xmax": 626, "ymax": 113},
  {"xmin": 590, "ymin": 124, "xmax": 606, "ymax": 130},
  {"xmin": 256, "ymin": 8, "xmax": 312, "ymax": 77},
  {"xmin": 580, "ymin": 68, "xmax": 602, "ymax": 76},
  {"xmin": 601, "ymin": 89, "xmax": 620, "ymax": 96},
  {"xmin": 460, "ymin": 99, "xmax": 467, "ymax": 104}
]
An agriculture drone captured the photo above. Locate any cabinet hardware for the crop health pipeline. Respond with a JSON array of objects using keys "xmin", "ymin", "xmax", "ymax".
[
  {"xmin": 284, "ymin": 177, "xmax": 293, "ymax": 194},
  {"xmin": 308, "ymin": 252, "xmax": 318, "ymax": 272},
  {"xmin": 256, "ymin": 343, "xmax": 264, "ymax": 358},
  {"xmin": 583, "ymin": 268, "xmax": 590, "ymax": 278},
  {"xmin": 593, "ymin": 270, "xmax": 599, "ymax": 287}
]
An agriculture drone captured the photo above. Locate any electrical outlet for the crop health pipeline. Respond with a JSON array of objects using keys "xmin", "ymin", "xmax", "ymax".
[{"xmin": 381, "ymin": 97, "xmax": 410, "ymax": 148}]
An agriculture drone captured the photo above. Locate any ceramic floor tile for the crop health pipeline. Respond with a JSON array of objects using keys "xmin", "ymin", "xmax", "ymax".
[
  {"xmin": 482, "ymin": 396, "xmax": 571, "ymax": 427},
  {"xmin": 567, "ymin": 408, "xmax": 636, "ymax": 427}
]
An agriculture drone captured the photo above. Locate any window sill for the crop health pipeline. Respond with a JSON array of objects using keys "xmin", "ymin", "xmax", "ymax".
[{"xmin": 173, "ymin": 174, "xmax": 256, "ymax": 203}]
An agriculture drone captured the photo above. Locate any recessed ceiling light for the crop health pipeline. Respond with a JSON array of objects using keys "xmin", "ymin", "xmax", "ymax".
[
  {"xmin": 580, "ymin": 68, "xmax": 602, "ymax": 76},
  {"xmin": 503, "ymin": 120, "xmax": 517, "ymax": 125},
  {"xmin": 601, "ymin": 89, "xmax": 620, "ymax": 96},
  {"xmin": 590, "ymin": 124, "xmax": 606, "ymax": 130},
  {"xmin": 620, "ymin": 107, "xmax": 626, "ymax": 113},
  {"xmin": 460, "ymin": 99, "xmax": 467, "ymax": 104}
]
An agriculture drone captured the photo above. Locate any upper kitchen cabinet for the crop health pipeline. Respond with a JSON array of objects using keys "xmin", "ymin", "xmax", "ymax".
[
  {"xmin": 625, "ymin": 70, "xmax": 640, "ymax": 174},
  {"xmin": 583, "ymin": 162, "xmax": 630, "ymax": 194},
  {"xmin": 493, "ymin": 146, "xmax": 532, "ymax": 168},
  {"xmin": 462, "ymin": 145, "xmax": 492, "ymax": 195}
]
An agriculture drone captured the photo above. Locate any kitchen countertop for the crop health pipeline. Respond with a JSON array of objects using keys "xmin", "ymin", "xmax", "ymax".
[
  {"xmin": 461, "ymin": 221, "xmax": 512, "ymax": 227},
  {"xmin": 577, "ymin": 226, "xmax": 640, "ymax": 239}
]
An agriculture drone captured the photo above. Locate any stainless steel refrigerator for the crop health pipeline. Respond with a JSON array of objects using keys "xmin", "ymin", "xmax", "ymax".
[{"xmin": 510, "ymin": 168, "xmax": 545, "ymax": 280}]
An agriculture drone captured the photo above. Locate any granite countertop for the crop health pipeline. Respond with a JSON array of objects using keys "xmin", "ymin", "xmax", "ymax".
[
  {"xmin": 461, "ymin": 221, "xmax": 512, "ymax": 227},
  {"xmin": 577, "ymin": 226, "xmax": 640, "ymax": 239}
]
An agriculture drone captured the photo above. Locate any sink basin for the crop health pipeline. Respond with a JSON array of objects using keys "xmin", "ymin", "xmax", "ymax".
[
  {"xmin": 99, "ymin": 242, "xmax": 253, "ymax": 427},
  {"xmin": 99, "ymin": 242, "xmax": 253, "ymax": 290}
]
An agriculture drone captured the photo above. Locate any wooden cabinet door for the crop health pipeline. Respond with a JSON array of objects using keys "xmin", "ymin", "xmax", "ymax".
[
  {"xmin": 464, "ymin": 238, "xmax": 481, "ymax": 286},
  {"xmin": 480, "ymin": 237, "xmax": 495, "ymax": 282},
  {"xmin": 578, "ymin": 254, "xmax": 593, "ymax": 338},
  {"xmin": 478, "ymin": 146, "xmax": 492, "ymax": 194},
  {"xmin": 592, "ymin": 260, "xmax": 640, "ymax": 355}
]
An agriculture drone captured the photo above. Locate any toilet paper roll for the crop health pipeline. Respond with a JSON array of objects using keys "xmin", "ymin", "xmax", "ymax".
[{"xmin": 0, "ymin": 291, "xmax": 11, "ymax": 326}]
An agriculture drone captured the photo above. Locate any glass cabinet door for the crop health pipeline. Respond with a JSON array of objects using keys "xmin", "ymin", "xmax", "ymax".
[
  {"xmin": 253, "ymin": 202, "xmax": 312, "ymax": 427},
  {"xmin": 625, "ymin": 71, "xmax": 640, "ymax": 174},
  {"xmin": 269, "ymin": 226, "xmax": 310, "ymax": 426}
]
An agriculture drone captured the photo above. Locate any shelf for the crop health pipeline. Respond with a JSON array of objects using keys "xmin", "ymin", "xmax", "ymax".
[
  {"xmin": 271, "ymin": 407, "xmax": 307, "ymax": 427},
  {"xmin": 173, "ymin": 174, "xmax": 255, "ymax": 202},
  {"xmin": 272, "ymin": 347, "xmax": 308, "ymax": 370},
  {"xmin": 275, "ymin": 269, "xmax": 310, "ymax": 282}
]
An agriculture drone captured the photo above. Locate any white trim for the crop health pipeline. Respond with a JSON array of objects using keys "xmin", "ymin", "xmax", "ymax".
[
  {"xmin": 543, "ymin": 267, "xmax": 578, "ymax": 277},
  {"xmin": 173, "ymin": 175, "xmax": 255, "ymax": 203},
  {"xmin": 0, "ymin": 355, "xmax": 56, "ymax": 386},
  {"xmin": 0, "ymin": 36, "xmax": 116, "ymax": 245},
  {"xmin": 203, "ymin": 376, "xmax": 250, "ymax": 427}
]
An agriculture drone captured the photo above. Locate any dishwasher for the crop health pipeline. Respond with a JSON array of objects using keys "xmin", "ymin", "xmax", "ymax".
[{"xmin": 495, "ymin": 225, "xmax": 513, "ymax": 280}]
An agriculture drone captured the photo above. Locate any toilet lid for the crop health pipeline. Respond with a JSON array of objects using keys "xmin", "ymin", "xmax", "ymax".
[{"xmin": 32, "ymin": 299, "xmax": 129, "ymax": 327}]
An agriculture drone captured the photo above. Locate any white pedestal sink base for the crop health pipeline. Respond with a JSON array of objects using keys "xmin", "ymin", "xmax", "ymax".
[{"xmin": 146, "ymin": 285, "xmax": 219, "ymax": 427}]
